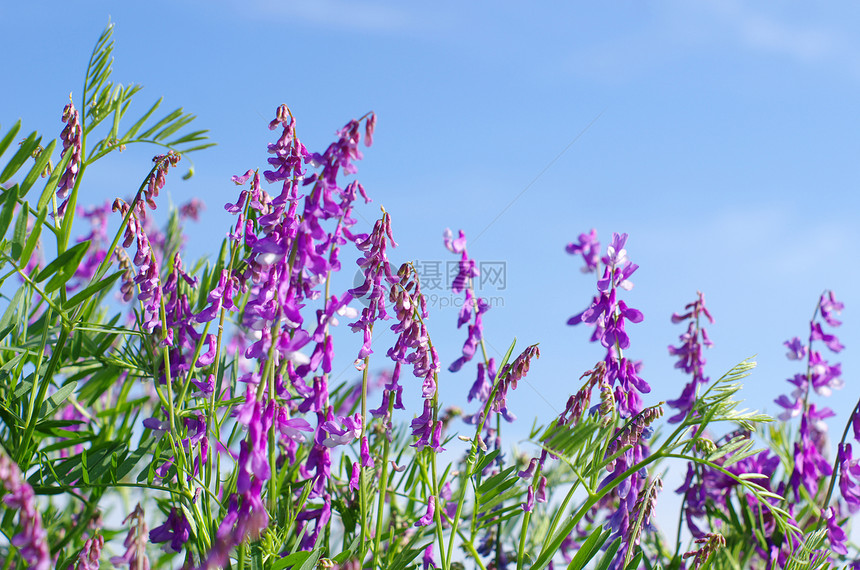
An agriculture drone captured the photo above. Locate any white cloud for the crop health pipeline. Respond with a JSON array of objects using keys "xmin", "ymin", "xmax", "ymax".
[{"xmin": 566, "ymin": 1, "xmax": 860, "ymax": 82}]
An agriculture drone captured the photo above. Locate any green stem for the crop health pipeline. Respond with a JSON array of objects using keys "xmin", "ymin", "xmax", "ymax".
[
  {"xmin": 372, "ymin": 395, "xmax": 396, "ymax": 568},
  {"xmin": 359, "ymin": 347, "xmax": 371, "ymax": 564}
]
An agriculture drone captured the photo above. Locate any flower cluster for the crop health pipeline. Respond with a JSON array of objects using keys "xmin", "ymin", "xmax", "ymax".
[
  {"xmin": 57, "ymin": 95, "xmax": 82, "ymax": 217},
  {"xmin": 67, "ymin": 534, "xmax": 104, "ymax": 570},
  {"xmin": 112, "ymin": 152, "xmax": 181, "ymax": 334},
  {"xmin": 110, "ymin": 504, "xmax": 150, "ymax": 569},
  {"xmin": 444, "ymin": 229, "xmax": 487, "ymax": 373},
  {"xmin": 388, "ymin": 262, "xmax": 442, "ymax": 450},
  {"xmin": 567, "ymin": 231, "xmax": 655, "ymax": 568},
  {"xmin": 571, "ymin": 232, "xmax": 647, "ymax": 417},
  {"xmin": 774, "ymin": 291, "xmax": 844, "ymax": 501},
  {"xmin": 683, "ymin": 533, "xmax": 726, "ymax": 570},
  {"xmin": 349, "ymin": 209, "xmax": 398, "ymax": 360},
  {"xmin": 0, "ymin": 450, "xmax": 50, "ymax": 570},
  {"xmin": 666, "ymin": 292, "xmax": 715, "ymax": 423}
]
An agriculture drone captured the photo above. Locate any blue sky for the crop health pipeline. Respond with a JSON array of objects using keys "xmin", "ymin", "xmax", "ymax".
[{"xmin": 3, "ymin": 0, "xmax": 860, "ymax": 541}]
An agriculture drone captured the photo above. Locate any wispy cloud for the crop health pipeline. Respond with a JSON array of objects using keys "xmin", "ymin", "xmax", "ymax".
[{"xmin": 565, "ymin": 1, "xmax": 860, "ymax": 82}]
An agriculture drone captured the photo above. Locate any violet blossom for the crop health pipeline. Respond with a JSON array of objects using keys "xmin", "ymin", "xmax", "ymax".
[
  {"xmin": 0, "ymin": 450, "xmax": 50, "ymax": 570},
  {"xmin": 57, "ymin": 95, "xmax": 82, "ymax": 217},
  {"xmin": 666, "ymin": 291, "xmax": 714, "ymax": 423}
]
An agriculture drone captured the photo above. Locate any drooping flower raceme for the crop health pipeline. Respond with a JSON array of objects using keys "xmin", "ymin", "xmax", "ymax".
[
  {"xmin": 773, "ymin": 291, "xmax": 844, "ymax": 502},
  {"xmin": 57, "ymin": 95, "xmax": 82, "ymax": 217},
  {"xmin": 666, "ymin": 291, "xmax": 715, "ymax": 423}
]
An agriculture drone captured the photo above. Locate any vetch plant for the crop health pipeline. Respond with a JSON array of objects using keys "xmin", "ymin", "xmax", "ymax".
[{"xmin": 0, "ymin": 22, "xmax": 857, "ymax": 570}]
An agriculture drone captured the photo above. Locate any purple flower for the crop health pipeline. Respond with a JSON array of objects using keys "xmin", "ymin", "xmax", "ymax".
[
  {"xmin": 518, "ymin": 458, "xmax": 538, "ymax": 479},
  {"xmin": 522, "ymin": 485, "xmax": 535, "ymax": 512},
  {"xmin": 820, "ymin": 290, "xmax": 844, "ymax": 326},
  {"xmin": 784, "ymin": 337, "xmax": 807, "ymax": 361},
  {"xmin": 349, "ymin": 211, "xmax": 398, "ymax": 359},
  {"xmin": 110, "ymin": 504, "xmax": 150, "ymax": 570},
  {"xmin": 422, "ymin": 544, "xmax": 435, "ymax": 570},
  {"xmin": 810, "ymin": 322, "xmax": 844, "ymax": 353},
  {"xmin": 444, "ymin": 230, "xmax": 485, "ymax": 373},
  {"xmin": 839, "ymin": 444, "xmax": 860, "ymax": 513},
  {"xmin": 536, "ymin": 475, "xmax": 547, "ymax": 503},
  {"xmin": 67, "ymin": 534, "xmax": 104, "ymax": 570},
  {"xmin": 415, "ymin": 494, "xmax": 436, "ymax": 527},
  {"xmin": 565, "ymin": 229, "xmax": 600, "ymax": 272},
  {"xmin": 321, "ymin": 413, "xmax": 362, "ymax": 447},
  {"xmin": 57, "ymin": 96, "xmax": 82, "ymax": 216},
  {"xmin": 0, "ymin": 451, "xmax": 51, "ymax": 570},
  {"xmin": 150, "ymin": 508, "xmax": 191, "ymax": 553},
  {"xmin": 824, "ymin": 506, "xmax": 848, "ymax": 555}
]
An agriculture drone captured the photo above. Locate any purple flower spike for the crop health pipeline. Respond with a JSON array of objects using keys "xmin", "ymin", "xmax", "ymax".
[
  {"xmin": 68, "ymin": 534, "xmax": 104, "ymax": 570},
  {"xmin": 667, "ymin": 291, "xmax": 714, "ymax": 423},
  {"xmin": 0, "ymin": 451, "xmax": 51, "ymax": 570},
  {"xmin": 57, "ymin": 96, "xmax": 82, "ymax": 216},
  {"xmin": 349, "ymin": 210, "xmax": 398, "ymax": 359}
]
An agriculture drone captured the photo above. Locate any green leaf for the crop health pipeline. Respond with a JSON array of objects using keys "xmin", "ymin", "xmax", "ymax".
[
  {"xmin": 37, "ymin": 146, "xmax": 70, "ymax": 211},
  {"xmin": 11, "ymin": 200, "xmax": 28, "ymax": 260},
  {"xmin": 0, "ymin": 287, "xmax": 25, "ymax": 332},
  {"xmin": 138, "ymin": 108, "xmax": 184, "ymax": 140},
  {"xmin": 154, "ymin": 113, "xmax": 195, "ymax": 141},
  {"xmin": 567, "ymin": 528, "xmax": 610, "ymax": 570},
  {"xmin": 168, "ymin": 129, "xmax": 210, "ymax": 146},
  {"xmin": 63, "ymin": 270, "xmax": 122, "ymax": 311},
  {"xmin": 38, "ymin": 381, "xmax": 77, "ymax": 419},
  {"xmin": 0, "ymin": 131, "xmax": 40, "ymax": 184},
  {"xmin": 533, "ymin": 516, "xmax": 581, "ymax": 570},
  {"xmin": 119, "ymin": 97, "xmax": 162, "ymax": 142},
  {"xmin": 19, "ymin": 203, "xmax": 47, "ymax": 270},
  {"xmin": 624, "ymin": 551, "xmax": 643, "ymax": 570},
  {"xmin": 19, "ymin": 139, "xmax": 56, "ymax": 199},
  {"xmin": 476, "ymin": 465, "xmax": 517, "ymax": 495},
  {"xmin": 0, "ymin": 184, "xmax": 20, "ymax": 240},
  {"xmin": 35, "ymin": 240, "xmax": 90, "ymax": 293},
  {"xmin": 0, "ymin": 121, "xmax": 22, "ymax": 160},
  {"xmin": 81, "ymin": 448, "xmax": 90, "ymax": 484},
  {"xmin": 594, "ymin": 537, "xmax": 623, "ymax": 570}
]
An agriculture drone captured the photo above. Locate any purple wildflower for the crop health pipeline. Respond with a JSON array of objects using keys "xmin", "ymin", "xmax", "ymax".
[
  {"xmin": 683, "ymin": 533, "xmax": 726, "ymax": 570},
  {"xmin": 774, "ymin": 291, "xmax": 844, "ymax": 500},
  {"xmin": 349, "ymin": 210, "xmax": 398, "ymax": 359},
  {"xmin": 0, "ymin": 451, "xmax": 51, "ymax": 570},
  {"xmin": 839, "ymin": 443, "xmax": 860, "ymax": 513},
  {"xmin": 67, "ymin": 534, "xmax": 104, "ymax": 570},
  {"xmin": 444, "ymin": 229, "xmax": 485, "ymax": 373},
  {"xmin": 565, "ymin": 228, "xmax": 600, "ymax": 272},
  {"xmin": 150, "ymin": 508, "xmax": 191, "ymax": 553},
  {"xmin": 666, "ymin": 292, "xmax": 714, "ymax": 423},
  {"xmin": 57, "ymin": 95, "xmax": 82, "ymax": 216},
  {"xmin": 415, "ymin": 494, "xmax": 436, "ymax": 527},
  {"xmin": 492, "ymin": 344, "xmax": 540, "ymax": 414},
  {"xmin": 110, "ymin": 504, "xmax": 150, "ymax": 570}
]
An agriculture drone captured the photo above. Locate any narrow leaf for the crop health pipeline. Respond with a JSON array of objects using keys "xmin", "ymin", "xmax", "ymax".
[
  {"xmin": 0, "ymin": 184, "xmax": 20, "ymax": 240},
  {"xmin": 0, "ymin": 121, "xmax": 22, "ymax": 159},
  {"xmin": 35, "ymin": 240, "xmax": 90, "ymax": 287},
  {"xmin": 11, "ymin": 200, "xmax": 28, "ymax": 260},
  {"xmin": 19, "ymin": 139, "xmax": 56, "ymax": 198},
  {"xmin": 63, "ymin": 270, "xmax": 122, "ymax": 310},
  {"xmin": 20, "ymin": 204, "xmax": 47, "ymax": 270},
  {"xmin": 0, "ymin": 131, "xmax": 40, "ymax": 184}
]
